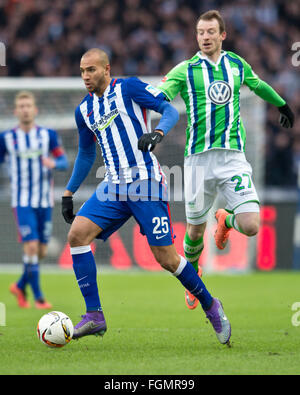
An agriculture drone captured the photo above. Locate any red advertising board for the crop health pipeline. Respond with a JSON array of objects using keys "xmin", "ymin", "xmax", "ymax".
[{"xmin": 59, "ymin": 206, "xmax": 279, "ymax": 272}]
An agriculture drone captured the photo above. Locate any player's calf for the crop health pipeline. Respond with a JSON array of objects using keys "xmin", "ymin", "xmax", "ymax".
[{"xmin": 150, "ymin": 244, "xmax": 181, "ymax": 273}]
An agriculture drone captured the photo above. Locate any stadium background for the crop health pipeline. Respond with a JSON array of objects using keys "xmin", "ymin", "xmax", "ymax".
[{"xmin": 0, "ymin": 0, "xmax": 299, "ymax": 272}]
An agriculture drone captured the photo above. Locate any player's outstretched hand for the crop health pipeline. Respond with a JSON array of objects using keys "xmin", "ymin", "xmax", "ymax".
[
  {"xmin": 138, "ymin": 131, "xmax": 164, "ymax": 152},
  {"xmin": 42, "ymin": 156, "xmax": 56, "ymax": 169},
  {"xmin": 62, "ymin": 196, "xmax": 75, "ymax": 224},
  {"xmin": 278, "ymin": 103, "xmax": 294, "ymax": 128}
]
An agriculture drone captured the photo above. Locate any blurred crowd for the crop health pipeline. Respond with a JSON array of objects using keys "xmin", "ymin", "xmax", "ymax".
[{"xmin": 0, "ymin": 0, "xmax": 299, "ymax": 186}]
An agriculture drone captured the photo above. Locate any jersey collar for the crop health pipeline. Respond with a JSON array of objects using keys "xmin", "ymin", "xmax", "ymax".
[
  {"xmin": 196, "ymin": 50, "xmax": 227, "ymax": 67},
  {"xmin": 94, "ymin": 78, "xmax": 118, "ymax": 101},
  {"xmin": 16, "ymin": 125, "xmax": 38, "ymax": 134}
]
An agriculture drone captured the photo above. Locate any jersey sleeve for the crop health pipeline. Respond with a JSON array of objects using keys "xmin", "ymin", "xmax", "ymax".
[
  {"xmin": 48, "ymin": 129, "xmax": 66, "ymax": 157},
  {"xmin": 0, "ymin": 132, "xmax": 7, "ymax": 164},
  {"xmin": 125, "ymin": 77, "xmax": 166, "ymax": 112},
  {"xmin": 241, "ymin": 57, "xmax": 286, "ymax": 107},
  {"xmin": 157, "ymin": 61, "xmax": 188, "ymax": 101},
  {"xmin": 240, "ymin": 58, "xmax": 261, "ymax": 91},
  {"xmin": 65, "ymin": 106, "xmax": 96, "ymax": 193},
  {"xmin": 75, "ymin": 106, "xmax": 96, "ymax": 149}
]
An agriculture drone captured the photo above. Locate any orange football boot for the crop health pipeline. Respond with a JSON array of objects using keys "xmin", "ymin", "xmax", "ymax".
[
  {"xmin": 35, "ymin": 299, "xmax": 53, "ymax": 309},
  {"xmin": 9, "ymin": 283, "xmax": 30, "ymax": 308},
  {"xmin": 214, "ymin": 209, "xmax": 232, "ymax": 250},
  {"xmin": 184, "ymin": 267, "xmax": 203, "ymax": 310}
]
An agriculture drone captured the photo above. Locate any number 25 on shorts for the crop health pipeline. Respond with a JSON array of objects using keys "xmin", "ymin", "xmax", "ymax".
[{"xmin": 152, "ymin": 216, "xmax": 169, "ymax": 237}]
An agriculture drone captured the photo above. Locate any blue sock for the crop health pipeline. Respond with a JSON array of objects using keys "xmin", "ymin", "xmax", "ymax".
[
  {"xmin": 17, "ymin": 255, "xmax": 30, "ymax": 290},
  {"xmin": 71, "ymin": 245, "xmax": 102, "ymax": 312},
  {"xmin": 173, "ymin": 256, "xmax": 213, "ymax": 311},
  {"xmin": 26, "ymin": 255, "xmax": 43, "ymax": 300}
]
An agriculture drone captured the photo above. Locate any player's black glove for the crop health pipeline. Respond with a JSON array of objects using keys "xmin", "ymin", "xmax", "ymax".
[
  {"xmin": 62, "ymin": 196, "xmax": 75, "ymax": 224},
  {"xmin": 278, "ymin": 103, "xmax": 294, "ymax": 128},
  {"xmin": 138, "ymin": 131, "xmax": 164, "ymax": 152}
]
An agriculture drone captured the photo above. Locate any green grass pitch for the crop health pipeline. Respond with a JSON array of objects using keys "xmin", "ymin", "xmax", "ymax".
[{"xmin": 0, "ymin": 270, "xmax": 300, "ymax": 375}]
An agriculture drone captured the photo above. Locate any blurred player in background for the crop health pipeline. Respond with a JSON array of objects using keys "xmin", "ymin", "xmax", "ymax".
[
  {"xmin": 0, "ymin": 91, "xmax": 69, "ymax": 309},
  {"xmin": 158, "ymin": 10, "xmax": 295, "ymax": 310},
  {"xmin": 61, "ymin": 48, "xmax": 231, "ymax": 345}
]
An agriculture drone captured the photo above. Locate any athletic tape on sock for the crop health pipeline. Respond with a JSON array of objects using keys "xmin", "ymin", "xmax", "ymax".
[
  {"xmin": 172, "ymin": 256, "xmax": 187, "ymax": 277},
  {"xmin": 70, "ymin": 245, "xmax": 92, "ymax": 255}
]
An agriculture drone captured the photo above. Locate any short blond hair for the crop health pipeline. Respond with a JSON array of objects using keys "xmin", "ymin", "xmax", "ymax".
[{"xmin": 14, "ymin": 91, "xmax": 36, "ymax": 106}]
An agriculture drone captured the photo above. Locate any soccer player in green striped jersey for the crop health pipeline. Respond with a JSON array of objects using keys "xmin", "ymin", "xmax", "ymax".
[{"xmin": 158, "ymin": 10, "xmax": 294, "ymax": 310}]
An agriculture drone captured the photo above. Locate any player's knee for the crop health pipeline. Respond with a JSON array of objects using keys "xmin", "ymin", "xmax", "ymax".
[
  {"xmin": 186, "ymin": 223, "xmax": 205, "ymax": 241},
  {"xmin": 159, "ymin": 259, "xmax": 179, "ymax": 273},
  {"xmin": 24, "ymin": 241, "xmax": 39, "ymax": 257},
  {"xmin": 67, "ymin": 228, "xmax": 85, "ymax": 247},
  {"xmin": 240, "ymin": 219, "xmax": 260, "ymax": 237}
]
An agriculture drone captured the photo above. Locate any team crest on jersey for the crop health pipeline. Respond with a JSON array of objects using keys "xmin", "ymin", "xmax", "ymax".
[
  {"xmin": 232, "ymin": 68, "xmax": 240, "ymax": 77},
  {"xmin": 107, "ymin": 92, "xmax": 117, "ymax": 104},
  {"xmin": 208, "ymin": 80, "xmax": 232, "ymax": 105}
]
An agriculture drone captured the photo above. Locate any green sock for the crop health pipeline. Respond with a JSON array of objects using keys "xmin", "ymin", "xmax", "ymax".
[
  {"xmin": 183, "ymin": 232, "xmax": 204, "ymax": 272},
  {"xmin": 225, "ymin": 214, "xmax": 246, "ymax": 235}
]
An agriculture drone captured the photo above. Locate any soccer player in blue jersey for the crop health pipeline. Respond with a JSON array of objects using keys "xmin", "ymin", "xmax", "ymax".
[
  {"xmin": 0, "ymin": 91, "xmax": 69, "ymax": 309},
  {"xmin": 62, "ymin": 48, "xmax": 231, "ymax": 345}
]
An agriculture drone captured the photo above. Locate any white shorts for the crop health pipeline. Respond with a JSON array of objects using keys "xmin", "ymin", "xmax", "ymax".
[{"xmin": 184, "ymin": 149, "xmax": 260, "ymax": 225}]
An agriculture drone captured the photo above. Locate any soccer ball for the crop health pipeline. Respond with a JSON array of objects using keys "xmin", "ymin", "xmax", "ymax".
[{"xmin": 37, "ymin": 311, "xmax": 74, "ymax": 348}]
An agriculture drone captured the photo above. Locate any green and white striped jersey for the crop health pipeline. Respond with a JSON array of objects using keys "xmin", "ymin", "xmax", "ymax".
[{"xmin": 157, "ymin": 50, "xmax": 285, "ymax": 157}]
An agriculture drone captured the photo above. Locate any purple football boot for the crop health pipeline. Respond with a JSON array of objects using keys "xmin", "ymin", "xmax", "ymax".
[
  {"xmin": 73, "ymin": 311, "xmax": 107, "ymax": 339},
  {"xmin": 205, "ymin": 298, "xmax": 231, "ymax": 345}
]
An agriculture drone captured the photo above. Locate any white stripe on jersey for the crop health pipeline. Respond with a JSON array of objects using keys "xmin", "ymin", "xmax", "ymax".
[
  {"xmin": 202, "ymin": 63, "xmax": 212, "ymax": 152},
  {"xmin": 40, "ymin": 128, "xmax": 50, "ymax": 208},
  {"xmin": 186, "ymin": 67, "xmax": 196, "ymax": 156},
  {"xmin": 17, "ymin": 128, "xmax": 30, "ymax": 207},
  {"xmin": 29, "ymin": 127, "xmax": 41, "ymax": 207},
  {"xmin": 223, "ymin": 57, "xmax": 235, "ymax": 150}
]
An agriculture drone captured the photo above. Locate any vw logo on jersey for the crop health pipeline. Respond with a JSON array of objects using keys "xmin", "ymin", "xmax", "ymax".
[{"xmin": 208, "ymin": 80, "xmax": 232, "ymax": 105}]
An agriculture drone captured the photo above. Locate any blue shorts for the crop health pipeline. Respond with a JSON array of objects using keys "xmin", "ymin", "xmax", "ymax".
[
  {"xmin": 13, "ymin": 206, "xmax": 52, "ymax": 244},
  {"xmin": 77, "ymin": 191, "xmax": 175, "ymax": 246}
]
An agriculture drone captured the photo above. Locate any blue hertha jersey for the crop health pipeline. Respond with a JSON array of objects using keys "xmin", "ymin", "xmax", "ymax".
[
  {"xmin": 0, "ymin": 126, "xmax": 64, "ymax": 208},
  {"xmin": 76, "ymin": 77, "xmax": 167, "ymax": 185}
]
